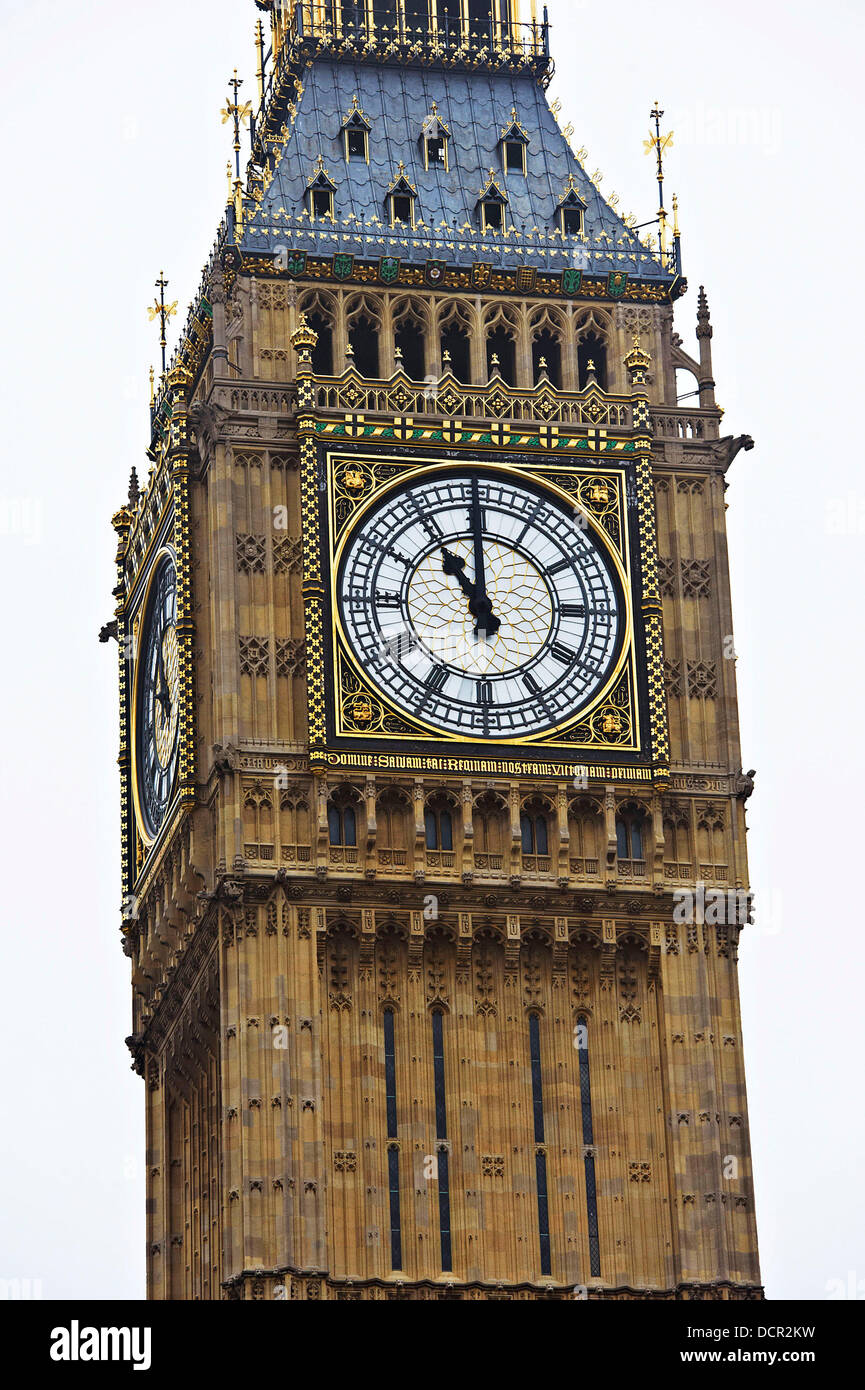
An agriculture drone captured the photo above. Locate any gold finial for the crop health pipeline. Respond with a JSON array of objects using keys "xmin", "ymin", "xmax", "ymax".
[
  {"xmin": 226, "ymin": 161, "xmax": 233, "ymax": 201},
  {"xmin": 431, "ymin": 100, "xmax": 438, "ymax": 116},
  {"xmin": 645, "ymin": 102, "xmax": 674, "ymax": 257},
  {"xmin": 587, "ymin": 359, "xmax": 595, "ymax": 373},
  {"xmin": 149, "ymin": 365, "xmax": 155, "ymax": 406},
  {"xmin": 147, "ymin": 272, "xmax": 178, "ymax": 373},
  {"xmin": 222, "ymin": 69, "xmax": 252, "ymax": 181},
  {"xmin": 672, "ymin": 193, "xmax": 680, "ymax": 237},
  {"xmin": 443, "ymin": 349, "xmax": 452, "ymax": 364}
]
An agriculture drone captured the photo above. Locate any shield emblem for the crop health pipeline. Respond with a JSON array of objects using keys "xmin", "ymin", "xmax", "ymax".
[
  {"xmin": 425, "ymin": 259, "xmax": 447, "ymax": 286},
  {"xmin": 333, "ymin": 252, "xmax": 355, "ymax": 281},
  {"xmin": 562, "ymin": 268, "xmax": 582, "ymax": 296},
  {"xmin": 472, "ymin": 261, "xmax": 493, "ymax": 289},
  {"xmin": 286, "ymin": 250, "xmax": 307, "ymax": 277},
  {"xmin": 517, "ymin": 266, "xmax": 537, "ymax": 292},
  {"xmin": 379, "ymin": 255, "xmax": 401, "ymax": 284},
  {"xmin": 607, "ymin": 270, "xmax": 628, "ymax": 298}
]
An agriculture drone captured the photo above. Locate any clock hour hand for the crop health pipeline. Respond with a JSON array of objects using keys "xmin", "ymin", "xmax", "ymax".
[{"xmin": 440, "ymin": 546, "xmax": 501, "ymax": 641}]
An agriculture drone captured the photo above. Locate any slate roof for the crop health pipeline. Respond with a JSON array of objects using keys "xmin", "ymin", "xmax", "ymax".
[{"xmin": 241, "ymin": 60, "xmax": 672, "ymax": 281}]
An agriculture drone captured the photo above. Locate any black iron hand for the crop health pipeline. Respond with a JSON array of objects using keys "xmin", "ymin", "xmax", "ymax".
[
  {"xmin": 468, "ymin": 477, "xmax": 500, "ymax": 640},
  {"xmin": 155, "ymin": 630, "xmax": 171, "ymax": 714},
  {"xmin": 440, "ymin": 543, "xmax": 501, "ymax": 642}
]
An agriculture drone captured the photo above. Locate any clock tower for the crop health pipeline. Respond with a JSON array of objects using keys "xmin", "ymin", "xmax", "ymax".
[{"xmin": 111, "ymin": 0, "xmax": 762, "ymax": 1300}]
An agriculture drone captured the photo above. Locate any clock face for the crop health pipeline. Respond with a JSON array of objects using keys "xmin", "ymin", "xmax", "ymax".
[
  {"xmin": 337, "ymin": 468, "xmax": 625, "ymax": 740},
  {"xmin": 134, "ymin": 553, "xmax": 180, "ymax": 838}
]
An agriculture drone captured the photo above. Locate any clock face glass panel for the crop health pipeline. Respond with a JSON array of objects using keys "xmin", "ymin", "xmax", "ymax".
[
  {"xmin": 337, "ymin": 469, "xmax": 624, "ymax": 740},
  {"xmin": 135, "ymin": 554, "xmax": 180, "ymax": 837}
]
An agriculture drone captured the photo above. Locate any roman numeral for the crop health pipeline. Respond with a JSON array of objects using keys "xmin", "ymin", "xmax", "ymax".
[
  {"xmin": 548, "ymin": 559, "xmax": 571, "ymax": 576},
  {"xmin": 376, "ymin": 592, "xmax": 401, "ymax": 608},
  {"xmin": 425, "ymin": 666, "xmax": 448, "ymax": 692},
  {"xmin": 551, "ymin": 642, "xmax": 576, "ymax": 665},
  {"xmin": 476, "ymin": 680, "xmax": 493, "ymax": 705},
  {"xmin": 561, "ymin": 603, "xmax": 586, "ymax": 618},
  {"xmin": 522, "ymin": 672, "xmax": 540, "ymax": 694}
]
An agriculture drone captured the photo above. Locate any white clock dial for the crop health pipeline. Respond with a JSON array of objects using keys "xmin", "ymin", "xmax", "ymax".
[{"xmin": 337, "ymin": 469, "xmax": 624, "ymax": 740}]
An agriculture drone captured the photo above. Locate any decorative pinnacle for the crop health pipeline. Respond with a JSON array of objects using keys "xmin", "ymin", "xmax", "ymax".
[
  {"xmin": 128, "ymin": 468, "xmax": 140, "ymax": 506},
  {"xmin": 624, "ymin": 333, "xmax": 652, "ymax": 382},
  {"xmin": 696, "ymin": 285, "xmax": 713, "ymax": 339}
]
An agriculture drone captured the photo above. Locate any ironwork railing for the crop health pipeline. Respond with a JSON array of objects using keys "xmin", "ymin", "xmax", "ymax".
[{"xmin": 285, "ymin": 2, "xmax": 551, "ymax": 62}]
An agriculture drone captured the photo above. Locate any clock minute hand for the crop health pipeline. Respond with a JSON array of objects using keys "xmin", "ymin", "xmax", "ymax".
[
  {"xmin": 441, "ymin": 545, "xmax": 501, "ymax": 642},
  {"xmin": 468, "ymin": 479, "xmax": 501, "ymax": 641},
  {"xmin": 155, "ymin": 629, "xmax": 171, "ymax": 712}
]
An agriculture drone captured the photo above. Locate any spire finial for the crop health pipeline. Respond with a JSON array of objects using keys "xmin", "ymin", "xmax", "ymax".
[
  {"xmin": 147, "ymin": 272, "xmax": 178, "ymax": 374},
  {"xmin": 222, "ymin": 69, "xmax": 252, "ymax": 181},
  {"xmin": 128, "ymin": 468, "xmax": 140, "ymax": 506},
  {"xmin": 644, "ymin": 101, "xmax": 674, "ymax": 261}
]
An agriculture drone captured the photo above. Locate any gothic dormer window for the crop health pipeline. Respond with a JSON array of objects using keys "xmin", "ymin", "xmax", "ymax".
[
  {"xmin": 341, "ymin": 94, "xmax": 371, "ymax": 163},
  {"xmin": 387, "ymin": 164, "xmax": 418, "ymax": 228},
  {"xmin": 499, "ymin": 108, "xmax": 530, "ymax": 176},
  {"xmin": 305, "ymin": 157, "xmax": 336, "ymax": 219},
  {"xmin": 557, "ymin": 176, "xmax": 587, "ymax": 237},
  {"xmin": 420, "ymin": 101, "xmax": 450, "ymax": 171},
  {"xmin": 477, "ymin": 171, "xmax": 508, "ymax": 232}
]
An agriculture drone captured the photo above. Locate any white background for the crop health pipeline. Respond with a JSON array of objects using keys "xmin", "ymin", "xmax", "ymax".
[{"xmin": 0, "ymin": 0, "xmax": 861, "ymax": 1301}]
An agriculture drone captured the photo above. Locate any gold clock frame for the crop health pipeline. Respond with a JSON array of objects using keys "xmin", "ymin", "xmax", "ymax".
[
  {"xmin": 129, "ymin": 545, "xmax": 181, "ymax": 850},
  {"xmin": 327, "ymin": 454, "xmax": 640, "ymax": 751}
]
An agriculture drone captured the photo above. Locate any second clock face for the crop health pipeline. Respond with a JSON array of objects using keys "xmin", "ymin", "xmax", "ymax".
[
  {"xmin": 337, "ymin": 468, "xmax": 625, "ymax": 740},
  {"xmin": 134, "ymin": 552, "xmax": 180, "ymax": 838}
]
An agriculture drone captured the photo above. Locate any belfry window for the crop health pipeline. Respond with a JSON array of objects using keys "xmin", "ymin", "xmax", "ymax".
[
  {"xmin": 349, "ymin": 313, "xmax": 381, "ymax": 378},
  {"xmin": 578, "ymin": 331, "xmax": 608, "ymax": 390},
  {"xmin": 440, "ymin": 324, "xmax": 471, "ymax": 383}
]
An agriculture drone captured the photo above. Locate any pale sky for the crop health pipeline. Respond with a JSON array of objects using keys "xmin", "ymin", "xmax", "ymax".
[{"xmin": 0, "ymin": 0, "xmax": 862, "ymax": 1301}]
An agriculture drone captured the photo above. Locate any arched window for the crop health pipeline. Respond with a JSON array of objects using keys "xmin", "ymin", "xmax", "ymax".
[
  {"xmin": 328, "ymin": 801, "xmax": 357, "ymax": 847},
  {"xmin": 383, "ymin": 1007, "xmax": 402, "ymax": 1270},
  {"xmin": 532, "ymin": 328, "xmax": 562, "ymax": 388},
  {"xmin": 568, "ymin": 798, "xmax": 603, "ymax": 877},
  {"xmin": 393, "ymin": 304, "xmax": 427, "ymax": 381},
  {"xmin": 473, "ymin": 791, "xmax": 508, "ymax": 870},
  {"xmin": 615, "ymin": 805, "xmax": 648, "ymax": 876},
  {"xmin": 441, "ymin": 324, "xmax": 470, "ymax": 383},
  {"xmin": 575, "ymin": 1015, "xmax": 601, "ymax": 1278},
  {"xmin": 348, "ymin": 312, "xmax": 380, "ymax": 378},
  {"xmin": 528, "ymin": 1013, "xmax": 551, "ymax": 1276},
  {"xmin": 578, "ymin": 331, "xmax": 608, "ymax": 390},
  {"xmin": 486, "ymin": 326, "xmax": 515, "ymax": 385},
  {"xmin": 520, "ymin": 812, "xmax": 549, "ymax": 856},
  {"xmin": 425, "ymin": 803, "xmax": 454, "ymax": 851},
  {"xmin": 305, "ymin": 310, "xmax": 333, "ymax": 376},
  {"xmin": 431, "ymin": 1008, "xmax": 452, "ymax": 1272}
]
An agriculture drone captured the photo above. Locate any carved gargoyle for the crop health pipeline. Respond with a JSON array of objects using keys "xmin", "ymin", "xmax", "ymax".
[
  {"xmin": 99, "ymin": 620, "xmax": 118, "ymax": 644},
  {"xmin": 733, "ymin": 768, "xmax": 757, "ymax": 800},
  {"xmin": 711, "ymin": 435, "xmax": 755, "ymax": 471}
]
